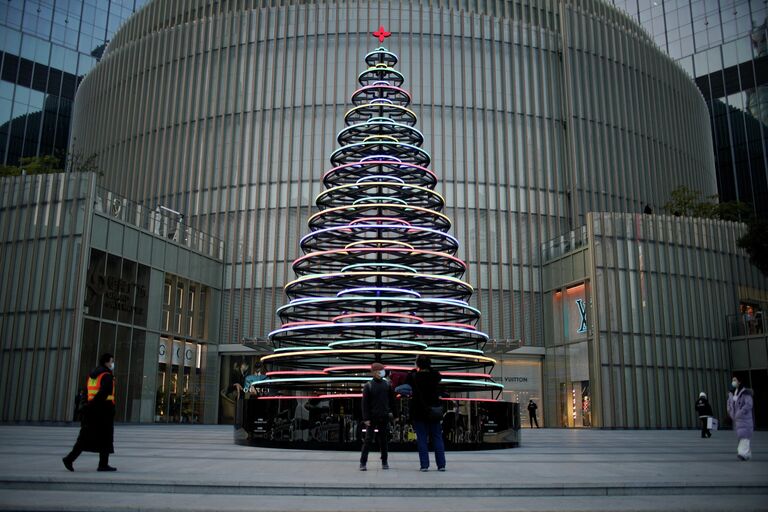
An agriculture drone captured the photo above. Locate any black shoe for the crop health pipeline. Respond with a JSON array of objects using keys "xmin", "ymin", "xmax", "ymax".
[
  {"xmin": 382, "ymin": 463, "xmax": 389, "ymax": 470},
  {"xmin": 438, "ymin": 467, "xmax": 446, "ymax": 472},
  {"xmin": 97, "ymin": 465, "xmax": 117, "ymax": 472},
  {"xmin": 420, "ymin": 467, "xmax": 428, "ymax": 472},
  {"xmin": 359, "ymin": 464, "xmax": 367, "ymax": 471},
  {"xmin": 62, "ymin": 458, "xmax": 74, "ymax": 472}
]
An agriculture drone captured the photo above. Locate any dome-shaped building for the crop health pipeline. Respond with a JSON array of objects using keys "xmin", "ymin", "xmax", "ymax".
[{"xmin": 70, "ymin": 0, "xmax": 719, "ymax": 428}]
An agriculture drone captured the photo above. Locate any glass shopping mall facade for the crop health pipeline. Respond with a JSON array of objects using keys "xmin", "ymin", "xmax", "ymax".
[{"xmin": 0, "ymin": 172, "xmax": 223, "ymax": 423}]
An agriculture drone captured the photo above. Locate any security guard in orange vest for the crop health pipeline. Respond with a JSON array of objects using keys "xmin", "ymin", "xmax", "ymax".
[{"xmin": 63, "ymin": 353, "xmax": 117, "ymax": 472}]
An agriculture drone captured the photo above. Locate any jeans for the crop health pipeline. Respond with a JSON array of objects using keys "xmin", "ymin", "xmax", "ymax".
[
  {"xmin": 360, "ymin": 418, "xmax": 389, "ymax": 465},
  {"xmin": 413, "ymin": 419, "xmax": 446, "ymax": 469}
]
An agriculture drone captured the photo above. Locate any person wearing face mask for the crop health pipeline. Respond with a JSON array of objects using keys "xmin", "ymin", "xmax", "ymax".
[
  {"xmin": 695, "ymin": 392, "xmax": 713, "ymax": 438},
  {"xmin": 359, "ymin": 362, "xmax": 396, "ymax": 471},
  {"xmin": 727, "ymin": 376, "xmax": 754, "ymax": 461},
  {"xmin": 63, "ymin": 353, "xmax": 117, "ymax": 472}
]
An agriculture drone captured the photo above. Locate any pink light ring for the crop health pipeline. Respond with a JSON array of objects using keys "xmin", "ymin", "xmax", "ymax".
[
  {"xmin": 351, "ymin": 85, "xmax": 412, "ymax": 102},
  {"xmin": 441, "ymin": 372, "xmax": 493, "ymax": 379},
  {"xmin": 336, "ymin": 224, "xmax": 411, "ymax": 234},
  {"xmin": 330, "ymin": 142, "xmax": 430, "ymax": 163},
  {"xmin": 422, "ymin": 322, "xmax": 477, "ymax": 331},
  {"xmin": 322, "ymin": 160, "xmax": 437, "ymax": 182},
  {"xmin": 299, "ymin": 225, "xmax": 459, "ymax": 247},
  {"xmin": 439, "ymin": 397, "xmax": 502, "ymax": 403},
  {"xmin": 280, "ymin": 321, "xmax": 334, "ymax": 329},
  {"xmin": 256, "ymin": 394, "xmax": 364, "ymax": 400},
  {"xmin": 324, "ymin": 365, "xmax": 414, "ymax": 373},
  {"xmin": 336, "ymin": 287, "xmax": 421, "ymax": 298},
  {"xmin": 265, "ymin": 370, "xmax": 328, "ymax": 377},
  {"xmin": 331, "ymin": 312, "xmax": 425, "ymax": 324},
  {"xmin": 257, "ymin": 395, "xmax": 320, "ymax": 400},
  {"xmin": 269, "ymin": 322, "xmax": 489, "ymax": 341},
  {"xmin": 252, "ymin": 376, "xmax": 370, "ymax": 385},
  {"xmin": 293, "ymin": 248, "xmax": 465, "ymax": 270},
  {"xmin": 356, "ymin": 175, "xmax": 406, "ymax": 184}
]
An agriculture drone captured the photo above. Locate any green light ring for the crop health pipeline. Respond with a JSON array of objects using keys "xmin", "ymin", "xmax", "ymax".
[
  {"xmin": 286, "ymin": 271, "xmax": 473, "ymax": 291},
  {"xmin": 318, "ymin": 181, "xmax": 442, "ymax": 204},
  {"xmin": 351, "ymin": 196, "xmax": 408, "ymax": 205},
  {"xmin": 327, "ymin": 339, "xmax": 428, "ymax": 349},
  {"xmin": 425, "ymin": 346, "xmax": 484, "ymax": 354}
]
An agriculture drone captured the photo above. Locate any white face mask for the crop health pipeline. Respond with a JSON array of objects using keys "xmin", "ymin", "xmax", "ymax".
[
  {"xmin": 732, "ymin": 380, "xmax": 739, "ymax": 389},
  {"xmin": 378, "ymin": 370, "xmax": 386, "ymax": 378},
  {"xmin": 108, "ymin": 362, "xmax": 115, "ymax": 371}
]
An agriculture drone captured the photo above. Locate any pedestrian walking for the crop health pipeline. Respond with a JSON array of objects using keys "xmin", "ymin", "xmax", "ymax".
[
  {"xmin": 409, "ymin": 355, "xmax": 446, "ymax": 472},
  {"xmin": 62, "ymin": 353, "xmax": 117, "ymax": 472},
  {"xmin": 695, "ymin": 392, "xmax": 713, "ymax": 438},
  {"xmin": 527, "ymin": 399, "xmax": 540, "ymax": 428},
  {"xmin": 359, "ymin": 362, "xmax": 395, "ymax": 471},
  {"xmin": 727, "ymin": 376, "xmax": 754, "ymax": 461}
]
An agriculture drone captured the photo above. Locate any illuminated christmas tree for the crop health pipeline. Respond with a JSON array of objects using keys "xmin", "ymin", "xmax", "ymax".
[{"xmin": 244, "ymin": 32, "xmax": 515, "ymax": 447}]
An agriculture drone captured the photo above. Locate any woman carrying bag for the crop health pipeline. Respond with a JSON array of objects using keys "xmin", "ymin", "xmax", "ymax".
[{"xmin": 409, "ymin": 355, "xmax": 446, "ymax": 472}]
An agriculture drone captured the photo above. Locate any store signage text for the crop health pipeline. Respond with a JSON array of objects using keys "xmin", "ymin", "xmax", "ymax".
[{"xmin": 576, "ymin": 299, "xmax": 587, "ymax": 333}]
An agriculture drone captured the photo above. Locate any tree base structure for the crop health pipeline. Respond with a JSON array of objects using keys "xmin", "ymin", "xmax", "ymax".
[{"xmin": 234, "ymin": 396, "xmax": 520, "ymax": 450}]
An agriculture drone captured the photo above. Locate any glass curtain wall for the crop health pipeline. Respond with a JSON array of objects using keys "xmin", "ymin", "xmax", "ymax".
[
  {"xmin": 0, "ymin": 0, "xmax": 147, "ymax": 165},
  {"xmin": 155, "ymin": 274, "xmax": 208, "ymax": 423},
  {"xmin": 612, "ymin": 0, "xmax": 768, "ymax": 217}
]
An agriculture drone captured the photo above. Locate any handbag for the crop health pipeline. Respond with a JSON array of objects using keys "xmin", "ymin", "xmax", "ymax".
[
  {"xmin": 707, "ymin": 416, "xmax": 719, "ymax": 431},
  {"xmin": 428, "ymin": 405, "xmax": 443, "ymax": 422}
]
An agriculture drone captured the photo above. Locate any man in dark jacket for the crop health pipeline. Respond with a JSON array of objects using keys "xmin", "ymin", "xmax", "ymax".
[
  {"xmin": 63, "ymin": 353, "xmax": 117, "ymax": 471},
  {"xmin": 695, "ymin": 392, "xmax": 714, "ymax": 438},
  {"xmin": 527, "ymin": 400, "xmax": 539, "ymax": 428},
  {"xmin": 359, "ymin": 362, "xmax": 395, "ymax": 471}
]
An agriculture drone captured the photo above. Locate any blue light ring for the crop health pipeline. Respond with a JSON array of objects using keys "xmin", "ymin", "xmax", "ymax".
[
  {"xmin": 276, "ymin": 297, "xmax": 479, "ymax": 316},
  {"xmin": 268, "ymin": 321, "xmax": 489, "ymax": 340}
]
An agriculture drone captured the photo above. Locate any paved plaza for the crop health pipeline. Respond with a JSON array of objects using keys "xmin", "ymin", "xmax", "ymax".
[{"xmin": 0, "ymin": 425, "xmax": 766, "ymax": 511}]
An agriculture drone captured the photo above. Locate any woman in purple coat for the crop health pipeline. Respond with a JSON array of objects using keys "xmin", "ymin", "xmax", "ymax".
[{"xmin": 727, "ymin": 376, "xmax": 754, "ymax": 461}]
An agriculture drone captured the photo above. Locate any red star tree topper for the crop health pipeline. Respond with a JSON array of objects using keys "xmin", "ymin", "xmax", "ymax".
[{"xmin": 372, "ymin": 25, "xmax": 391, "ymax": 43}]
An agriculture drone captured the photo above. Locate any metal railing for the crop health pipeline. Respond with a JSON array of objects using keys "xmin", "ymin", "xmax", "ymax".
[{"xmin": 94, "ymin": 187, "xmax": 224, "ymax": 261}]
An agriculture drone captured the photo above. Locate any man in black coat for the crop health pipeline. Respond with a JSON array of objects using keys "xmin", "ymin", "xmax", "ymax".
[
  {"xmin": 527, "ymin": 400, "xmax": 539, "ymax": 428},
  {"xmin": 63, "ymin": 353, "xmax": 117, "ymax": 471},
  {"xmin": 359, "ymin": 362, "xmax": 395, "ymax": 471},
  {"xmin": 695, "ymin": 392, "xmax": 714, "ymax": 438}
]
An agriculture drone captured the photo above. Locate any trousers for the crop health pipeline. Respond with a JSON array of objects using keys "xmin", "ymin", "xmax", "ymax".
[
  {"xmin": 413, "ymin": 419, "xmax": 446, "ymax": 470},
  {"xmin": 65, "ymin": 439, "xmax": 110, "ymax": 468},
  {"xmin": 360, "ymin": 418, "xmax": 389, "ymax": 465}
]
